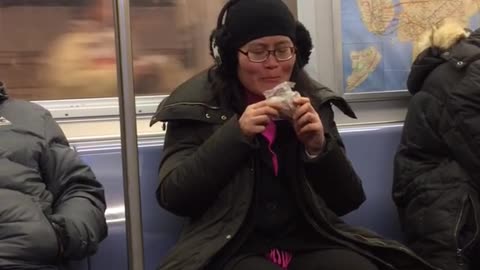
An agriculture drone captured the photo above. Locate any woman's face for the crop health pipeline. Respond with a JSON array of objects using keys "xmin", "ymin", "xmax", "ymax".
[{"xmin": 237, "ymin": 35, "xmax": 296, "ymax": 96}]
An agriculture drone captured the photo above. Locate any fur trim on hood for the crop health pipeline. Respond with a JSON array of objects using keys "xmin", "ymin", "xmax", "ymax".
[
  {"xmin": 413, "ymin": 20, "xmax": 471, "ymax": 59},
  {"xmin": 407, "ymin": 20, "xmax": 480, "ymax": 95}
]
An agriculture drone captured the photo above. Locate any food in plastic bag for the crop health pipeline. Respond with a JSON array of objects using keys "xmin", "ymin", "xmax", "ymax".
[{"xmin": 263, "ymin": 81, "xmax": 300, "ymax": 119}]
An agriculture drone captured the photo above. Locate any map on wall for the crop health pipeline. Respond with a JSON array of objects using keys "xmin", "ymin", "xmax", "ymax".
[{"xmin": 341, "ymin": 0, "xmax": 480, "ymax": 93}]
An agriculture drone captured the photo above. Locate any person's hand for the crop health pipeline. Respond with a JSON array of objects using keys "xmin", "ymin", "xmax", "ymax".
[
  {"xmin": 292, "ymin": 97, "xmax": 325, "ymax": 155},
  {"xmin": 239, "ymin": 100, "xmax": 280, "ymax": 139}
]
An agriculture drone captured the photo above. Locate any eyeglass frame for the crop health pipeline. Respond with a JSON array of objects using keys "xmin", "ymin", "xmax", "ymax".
[{"xmin": 238, "ymin": 46, "xmax": 296, "ymax": 63}]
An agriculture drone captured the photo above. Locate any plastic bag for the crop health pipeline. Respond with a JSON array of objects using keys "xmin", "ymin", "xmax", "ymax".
[{"xmin": 263, "ymin": 81, "xmax": 300, "ymax": 119}]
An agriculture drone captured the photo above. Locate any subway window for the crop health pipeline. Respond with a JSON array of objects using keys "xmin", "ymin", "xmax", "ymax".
[{"xmin": 0, "ymin": 0, "xmax": 295, "ymax": 105}]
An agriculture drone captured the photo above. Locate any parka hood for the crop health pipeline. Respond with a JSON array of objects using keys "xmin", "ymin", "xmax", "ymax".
[{"xmin": 408, "ymin": 22, "xmax": 480, "ymax": 95}]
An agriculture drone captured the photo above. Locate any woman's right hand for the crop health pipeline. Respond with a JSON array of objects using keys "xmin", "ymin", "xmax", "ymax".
[{"xmin": 239, "ymin": 100, "xmax": 280, "ymax": 139}]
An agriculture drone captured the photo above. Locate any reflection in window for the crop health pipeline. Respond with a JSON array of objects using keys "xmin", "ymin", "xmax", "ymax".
[{"xmin": 0, "ymin": 0, "xmax": 226, "ymax": 100}]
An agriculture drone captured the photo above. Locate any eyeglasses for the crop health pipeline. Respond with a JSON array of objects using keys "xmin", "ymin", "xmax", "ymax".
[{"xmin": 238, "ymin": 47, "xmax": 296, "ymax": 63}]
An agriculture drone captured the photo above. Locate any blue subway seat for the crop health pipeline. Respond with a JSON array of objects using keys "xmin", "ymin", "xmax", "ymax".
[
  {"xmin": 79, "ymin": 150, "xmax": 129, "ymax": 270},
  {"xmin": 340, "ymin": 125, "xmax": 404, "ymax": 241}
]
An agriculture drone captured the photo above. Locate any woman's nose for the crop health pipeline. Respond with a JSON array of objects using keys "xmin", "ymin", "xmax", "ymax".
[{"xmin": 263, "ymin": 53, "xmax": 280, "ymax": 68}]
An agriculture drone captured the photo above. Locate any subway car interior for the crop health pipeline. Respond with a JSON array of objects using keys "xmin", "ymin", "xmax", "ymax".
[{"xmin": 1, "ymin": 0, "xmax": 447, "ymax": 269}]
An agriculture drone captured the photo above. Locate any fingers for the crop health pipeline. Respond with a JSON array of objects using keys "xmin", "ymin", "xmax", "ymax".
[
  {"xmin": 252, "ymin": 106, "xmax": 280, "ymax": 119},
  {"xmin": 247, "ymin": 105, "xmax": 279, "ymax": 127},
  {"xmin": 292, "ymin": 98, "xmax": 314, "ymax": 121},
  {"xmin": 295, "ymin": 112, "xmax": 318, "ymax": 130},
  {"xmin": 239, "ymin": 100, "xmax": 280, "ymax": 138},
  {"xmin": 290, "ymin": 96, "xmax": 325, "ymax": 153},
  {"xmin": 249, "ymin": 100, "xmax": 271, "ymax": 109},
  {"xmin": 292, "ymin": 96, "xmax": 310, "ymax": 106},
  {"xmin": 291, "ymin": 97, "xmax": 323, "ymax": 136},
  {"xmin": 264, "ymin": 100, "xmax": 284, "ymax": 112},
  {"xmin": 293, "ymin": 104, "xmax": 316, "ymax": 126},
  {"xmin": 251, "ymin": 115, "xmax": 272, "ymax": 126},
  {"xmin": 298, "ymin": 121, "xmax": 322, "ymax": 135}
]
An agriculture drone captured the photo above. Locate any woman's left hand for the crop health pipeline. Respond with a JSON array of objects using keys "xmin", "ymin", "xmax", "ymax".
[{"xmin": 292, "ymin": 97, "xmax": 325, "ymax": 156}]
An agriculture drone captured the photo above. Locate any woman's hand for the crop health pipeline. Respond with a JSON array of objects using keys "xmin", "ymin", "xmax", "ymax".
[
  {"xmin": 292, "ymin": 97, "xmax": 325, "ymax": 155},
  {"xmin": 239, "ymin": 100, "xmax": 280, "ymax": 139}
]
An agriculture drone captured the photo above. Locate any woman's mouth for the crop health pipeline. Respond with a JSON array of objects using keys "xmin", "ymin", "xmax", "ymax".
[{"xmin": 261, "ymin": 76, "xmax": 281, "ymax": 83}]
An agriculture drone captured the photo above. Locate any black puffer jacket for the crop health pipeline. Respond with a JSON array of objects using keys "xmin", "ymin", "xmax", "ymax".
[
  {"xmin": 393, "ymin": 30, "xmax": 480, "ymax": 269},
  {"xmin": 0, "ymin": 82, "xmax": 107, "ymax": 269},
  {"xmin": 152, "ymin": 70, "xmax": 439, "ymax": 270}
]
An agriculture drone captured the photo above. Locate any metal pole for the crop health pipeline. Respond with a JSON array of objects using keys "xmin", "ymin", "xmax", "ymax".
[{"xmin": 111, "ymin": 0, "xmax": 145, "ymax": 269}]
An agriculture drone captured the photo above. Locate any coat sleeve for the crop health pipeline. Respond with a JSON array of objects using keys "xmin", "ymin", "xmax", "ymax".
[
  {"xmin": 40, "ymin": 112, "xmax": 107, "ymax": 260},
  {"xmin": 392, "ymin": 91, "xmax": 449, "ymax": 208},
  {"xmin": 442, "ymin": 62, "xmax": 480, "ymax": 183},
  {"xmin": 393, "ymin": 90, "xmax": 474, "ymax": 232},
  {"xmin": 303, "ymin": 103, "xmax": 365, "ymax": 216},
  {"xmin": 158, "ymin": 117, "xmax": 256, "ymax": 217}
]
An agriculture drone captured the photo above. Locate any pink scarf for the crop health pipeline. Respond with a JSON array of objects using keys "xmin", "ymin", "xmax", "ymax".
[
  {"xmin": 245, "ymin": 92, "xmax": 292, "ymax": 269},
  {"xmin": 266, "ymin": 249, "xmax": 293, "ymax": 269}
]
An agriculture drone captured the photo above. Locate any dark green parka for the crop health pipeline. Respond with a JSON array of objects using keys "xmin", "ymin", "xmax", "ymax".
[{"xmin": 152, "ymin": 71, "xmax": 438, "ymax": 270}]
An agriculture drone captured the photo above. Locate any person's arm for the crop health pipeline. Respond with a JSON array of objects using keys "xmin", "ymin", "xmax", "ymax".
[
  {"xmin": 40, "ymin": 113, "xmax": 107, "ymax": 260},
  {"xmin": 392, "ymin": 96, "xmax": 472, "ymax": 231},
  {"xmin": 302, "ymin": 103, "xmax": 365, "ymax": 216},
  {"xmin": 158, "ymin": 117, "xmax": 256, "ymax": 217},
  {"xmin": 158, "ymin": 101, "xmax": 280, "ymax": 217},
  {"xmin": 441, "ymin": 62, "xmax": 480, "ymax": 183}
]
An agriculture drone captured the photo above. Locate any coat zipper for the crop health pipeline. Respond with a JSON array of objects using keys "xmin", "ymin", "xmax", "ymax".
[
  {"xmin": 454, "ymin": 194, "xmax": 479, "ymax": 266},
  {"xmin": 454, "ymin": 196, "xmax": 467, "ymax": 266}
]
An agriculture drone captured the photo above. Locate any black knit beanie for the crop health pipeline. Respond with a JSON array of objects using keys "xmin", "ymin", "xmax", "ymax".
[{"xmin": 224, "ymin": 0, "xmax": 296, "ymax": 49}]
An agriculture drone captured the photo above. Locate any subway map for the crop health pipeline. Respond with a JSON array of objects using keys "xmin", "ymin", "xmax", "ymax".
[{"xmin": 341, "ymin": 0, "xmax": 480, "ymax": 92}]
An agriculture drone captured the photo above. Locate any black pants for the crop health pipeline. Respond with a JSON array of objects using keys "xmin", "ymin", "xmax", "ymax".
[{"xmin": 224, "ymin": 248, "xmax": 379, "ymax": 270}]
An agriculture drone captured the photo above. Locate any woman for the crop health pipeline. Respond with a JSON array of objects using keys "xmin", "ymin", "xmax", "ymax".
[
  {"xmin": 151, "ymin": 0, "xmax": 438, "ymax": 269},
  {"xmin": 393, "ymin": 20, "xmax": 480, "ymax": 270}
]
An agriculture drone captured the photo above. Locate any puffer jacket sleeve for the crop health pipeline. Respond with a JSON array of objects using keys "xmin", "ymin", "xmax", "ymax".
[
  {"xmin": 40, "ymin": 112, "xmax": 107, "ymax": 260},
  {"xmin": 442, "ymin": 61, "xmax": 480, "ymax": 184},
  {"xmin": 303, "ymin": 102, "xmax": 365, "ymax": 216},
  {"xmin": 392, "ymin": 87, "xmax": 453, "ymax": 203},
  {"xmin": 158, "ymin": 116, "xmax": 256, "ymax": 217}
]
